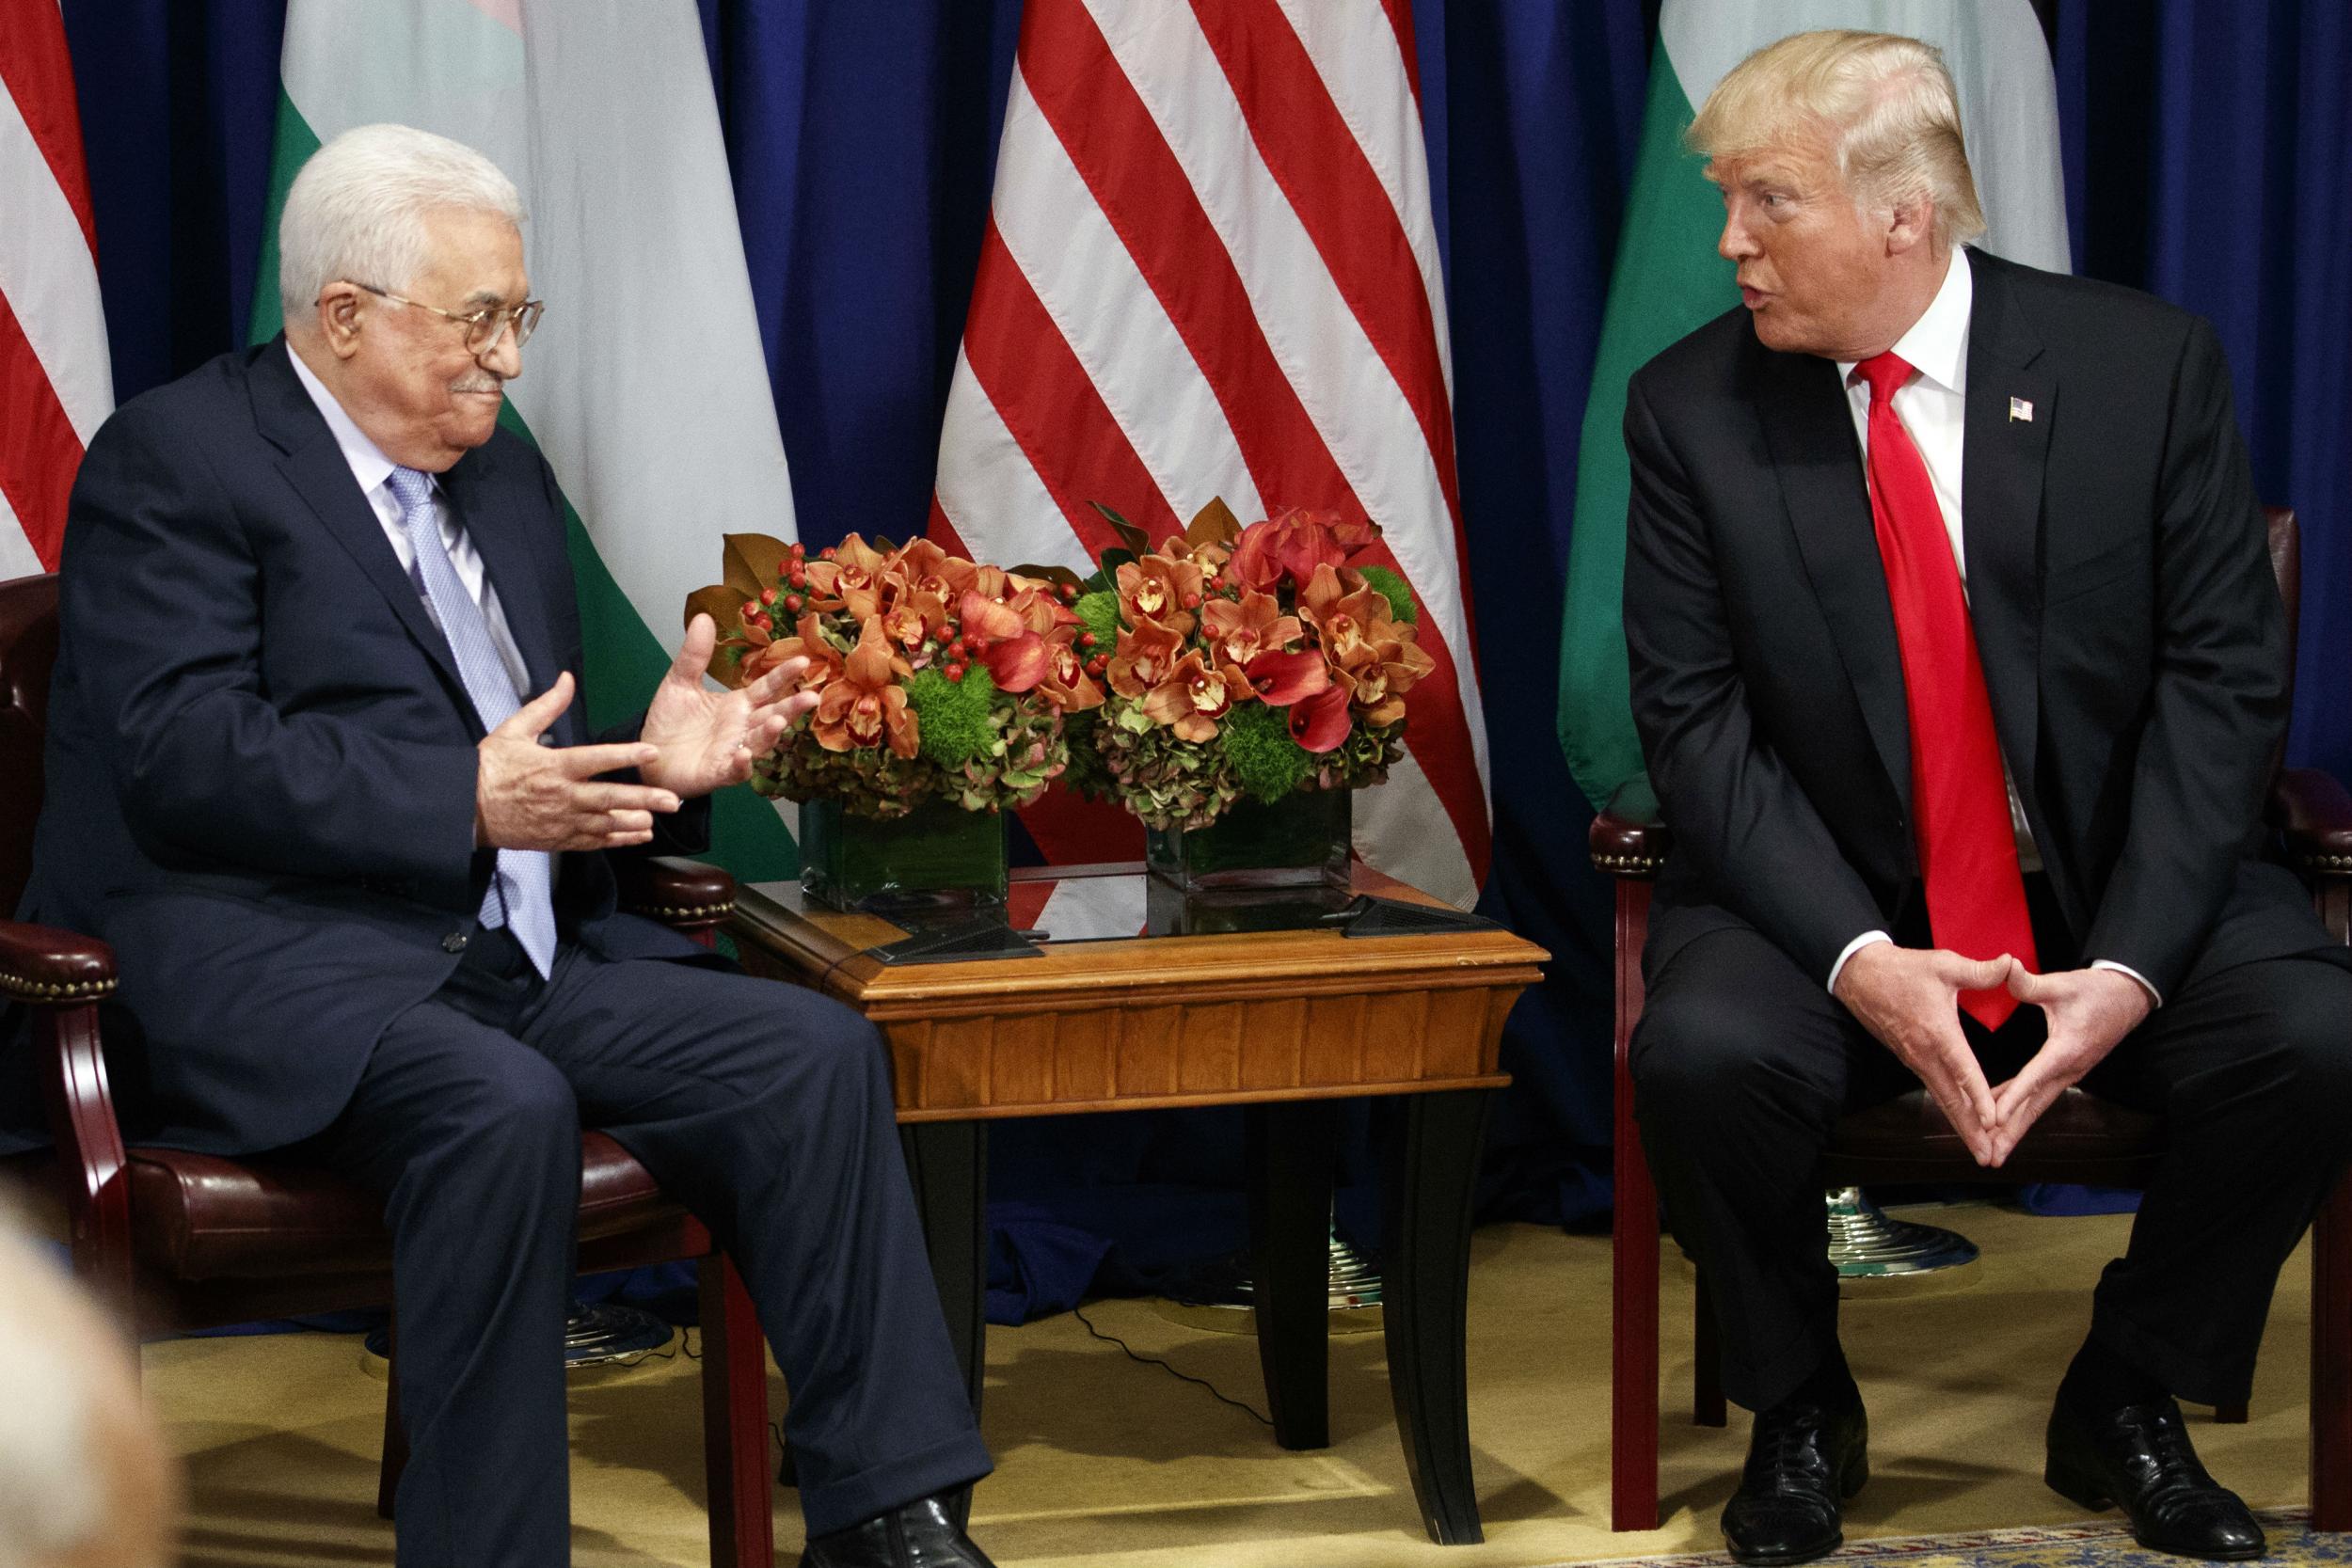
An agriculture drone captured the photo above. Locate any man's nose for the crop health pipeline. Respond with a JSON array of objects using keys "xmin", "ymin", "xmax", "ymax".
[
  {"xmin": 479, "ymin": 321, "xmax": 524, "ymax": 379},
  {"xmin": 1718, "ymin": 214, "xmax": 1757, "ymax": 262}
]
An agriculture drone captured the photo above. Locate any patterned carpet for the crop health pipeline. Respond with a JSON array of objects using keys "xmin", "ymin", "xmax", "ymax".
[{"xmin": 1563, "ymin": 1513, "xmax": 2341, "ymax": 1568}]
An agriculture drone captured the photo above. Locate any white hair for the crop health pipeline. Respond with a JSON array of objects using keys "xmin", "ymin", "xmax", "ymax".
[{"xmin": 277, "ymin": 122, "xmax": 525, "ymax": 327}]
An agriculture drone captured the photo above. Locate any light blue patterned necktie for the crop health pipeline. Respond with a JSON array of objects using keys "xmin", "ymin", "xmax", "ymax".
[{"xmin": 386, "ymin": 466, "xmax": 557, "ymax": 978}]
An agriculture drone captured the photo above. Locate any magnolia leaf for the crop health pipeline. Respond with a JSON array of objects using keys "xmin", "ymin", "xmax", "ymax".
[
  {"xmin": 1010, "ymin": 562, "xmax": 1087, "ymax": 592},
  {"xmin": 719, "ymin": 532, "xmax": 796, "ymax": 597},
  {"xmin": 1089, "ymin": 500, "xmax": 1152, "ymax": 558},
  {"xmin": 685, "ymin": 584, "xmax": 758, "ymax": 678},
  {"xmin": 1186, "ymin": 496, "xmax": 1241, "ymax": 548}
]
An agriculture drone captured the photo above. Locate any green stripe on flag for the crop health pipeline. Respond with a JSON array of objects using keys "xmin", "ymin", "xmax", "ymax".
[
  {"xmin": 246, "ymin": 87, "xmax": 320, "ymax": 348},
  {"xmin": 247, "ymin": 99, "xmax": 798, "ymax": 881},
  {"xmin": 1555, "ymin": 38, "xmax": 1739, "ymax": 811}
]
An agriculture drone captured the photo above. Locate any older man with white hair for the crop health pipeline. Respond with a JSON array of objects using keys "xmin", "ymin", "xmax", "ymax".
[
  {"xmin": 1620, "ymin": 28, "xmax": 2352, "ymax": 1567},
  {"xmin": 6, "ymin": 124, "xmax": 994, "ymax": 1568}
]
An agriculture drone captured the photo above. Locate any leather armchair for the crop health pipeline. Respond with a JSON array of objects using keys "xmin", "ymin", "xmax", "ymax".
[
  {"xmin": 1591, "ymin": 507, "xmax": 2352, "ymax": 1532},
  {"xmin": 0, "ymin": 573, "xmax": 775, "ymax": 1568}
]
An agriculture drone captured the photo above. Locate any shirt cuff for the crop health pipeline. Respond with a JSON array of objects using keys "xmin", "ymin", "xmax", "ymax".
[
  {"xmin": 2090, "ymin": 958, "xmax": 2163, "ymax": 1008},
  {"xmin": 1828, "ymin": 930, "xmax": 1893, "ymax": 994}
]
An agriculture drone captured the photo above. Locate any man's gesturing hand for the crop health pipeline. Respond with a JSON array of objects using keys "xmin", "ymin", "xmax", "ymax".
[
  {"xmin": 1833, "ymin": 943, "xmax": 2015, "ymax": 1165},
  {"xmin": 638, "ymin": 613, "xmax": 818, "ymax": 800},
  {"xmin": 1984, "ymin": 966, "xmax": 2151, "ymax": 1166},
  {"xmin": 477, "ymin": 672, "xmax": 681, "ymax": 851}
]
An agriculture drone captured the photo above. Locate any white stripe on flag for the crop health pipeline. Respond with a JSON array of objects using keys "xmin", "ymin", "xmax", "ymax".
[
  {"xmin": 935, "ymin": 346, "xmax": 1096, "ymax": 575},
  {"xmin": 0, "ymin": 489, "xmax": 45, "ymax": 580},
  {"xmin": 0, "ymin": 76, "xmax": 113, "ymax": 445},
  {"xmin": 994, "ymin": 69, "xmax": 1266, "ymax": 528},
  {"xmin": 1036, "ymin": 873, "xmax": 1148, "ymax": 942},
  {"xmin": 1269, "ymin": 0, "xmax": 1454, "ymax": 402},
  {"xmin": 1353, "ymin": 745, "xmax": 1474, "ymax": 907},
  {"xmin": 1087, "ymin": 0, "xmax": 1488, "ymax": 802}
]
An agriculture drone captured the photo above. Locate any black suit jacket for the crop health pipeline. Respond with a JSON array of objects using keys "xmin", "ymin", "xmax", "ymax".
[
  {"xmin": 5, "ymin": 339, "xmax": 716, "ymax": 1155},
  {"xmin": 1623, "ymin": 249, "xmax": 2327, "ymax": 998}
]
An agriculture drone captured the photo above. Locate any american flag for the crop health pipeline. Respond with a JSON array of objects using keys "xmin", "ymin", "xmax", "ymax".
[
  {"xmin": 0, "ymin": 0, "xmax": 111, "ymax": 577},
  {"xmin": 930, "ymin": 0, "xmax": 1492, "ymax": 908}
]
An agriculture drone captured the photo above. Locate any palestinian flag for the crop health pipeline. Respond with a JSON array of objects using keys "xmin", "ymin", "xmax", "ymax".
[
  {"xmin": 249, "ymin": 0, "xmax": 803, "ymax": 876},
  {"xmin": 1554, "ymin": 0, "xmax": 2072, "ymax": 810}
]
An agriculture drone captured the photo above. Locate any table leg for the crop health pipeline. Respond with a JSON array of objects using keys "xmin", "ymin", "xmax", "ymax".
[
  {"xmin": 901, "ymin": 1119, "xmax": 989, "ymax": 1529},
  {"xmin": 1246, "ymin": 1101, "xmax": 1341, "ymax": 1449},
  {"xmin": 1382, "ymin": 1087, "xmax": 1492, "ymax": 1545}
]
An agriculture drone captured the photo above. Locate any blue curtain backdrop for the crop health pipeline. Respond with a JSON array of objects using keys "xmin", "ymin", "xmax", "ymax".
[{"xmin": 55, "ymin": 0, "xmax": 2352, "ymax": 1323}]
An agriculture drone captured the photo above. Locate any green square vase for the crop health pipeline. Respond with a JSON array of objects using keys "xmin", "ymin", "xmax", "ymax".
[
  {"xmin": 798, "ymin": 797, "xmax": 1009, "ymax": 912},
  {"xmin": 1145, "ymin": 787, "xmax": 1352, "ymax": 894}
]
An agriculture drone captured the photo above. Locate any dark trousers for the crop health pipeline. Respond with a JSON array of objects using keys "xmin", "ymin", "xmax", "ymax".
[
  {"xmin": 310, "ymin": 928, "xmax": 989, "ymax": 1568},
  {"xmin": 1629, "ymin": 895, "xmax": 2352, "ymax": 1418}
]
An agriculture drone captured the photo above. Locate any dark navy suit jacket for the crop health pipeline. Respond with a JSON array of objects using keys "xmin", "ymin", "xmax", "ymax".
[
  {"xmin": 1622, "ymin": 251, "xmax": 2330, "ymax": 998},
  {"xmin": 6, "ymin": 339, "xmax": 715, "ymax": 1155}
]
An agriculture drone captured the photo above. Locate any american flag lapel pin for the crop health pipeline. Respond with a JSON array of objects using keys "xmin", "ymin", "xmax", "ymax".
[{"xmin": 2010, "ymin": 396, "xmax": 2034, "ymax": 422}]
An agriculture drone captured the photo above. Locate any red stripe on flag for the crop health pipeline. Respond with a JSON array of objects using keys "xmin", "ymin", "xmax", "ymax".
[
  {"xmin": 0, "ymin": 289, "xmax": 85, "ymax": 569},
  {"xmin": 1187, "ymin": 0, "xmax": 1473, "ymax": 632},
  {"xmin": 960, "ymin": 218, "xmax": 1179, "ymax": 558},
  {"xmin": 0, "ymin": 0, "xmax": 101, "ymax": 254}
]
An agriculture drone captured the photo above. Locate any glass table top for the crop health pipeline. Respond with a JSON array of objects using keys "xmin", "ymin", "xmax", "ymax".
[{"xmin": 740, "ymin": 863, "xmax": 1494, "ymax": 965}]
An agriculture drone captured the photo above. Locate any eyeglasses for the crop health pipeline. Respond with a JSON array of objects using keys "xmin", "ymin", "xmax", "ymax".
[{"xmin": 350, "ymin": 282, "xmax": 545, "ymax": 354}]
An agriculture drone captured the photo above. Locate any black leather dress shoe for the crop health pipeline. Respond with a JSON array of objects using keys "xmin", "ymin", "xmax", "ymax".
[
  {"xmin": 1721, "ymin": 1386, "xmax": 1869, "ymax": 1566},
  {"xmin": 800, "ymin": 1494, "xmax": 998, "ymax": 1568},
  {"xmin": 2045, "ymin": 1395, "xmax": 2265, "ymax": 1560}
]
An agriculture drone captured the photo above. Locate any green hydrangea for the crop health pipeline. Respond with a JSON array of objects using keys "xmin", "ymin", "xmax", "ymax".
[
  {"xmin": 906, "ymin": 665, "xmax": 998, "ymax": 768},
  {"xmin": 1356, "ymin": 564, "xmax": 1417, "ymax": 625},
  {"xmin": 1073, "ymin": 590, "xmax": 1122, "ymax": 645},
  {"xmin": 1094, "ymin": 694, "xmax": 1241, "ymax": 830},
  {"xmin": 1218, "ymin": 699, "xmax": 1316, "ymax": 803}
]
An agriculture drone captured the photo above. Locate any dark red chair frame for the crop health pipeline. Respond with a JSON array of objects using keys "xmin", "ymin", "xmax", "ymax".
[
  {"xmin": 1590, "ymin": 507, "xmax": 2352, "ymax": 1532},
  {"xmin": 0, "ymin": 572, "xmax": 777, "ymax": 1567}
]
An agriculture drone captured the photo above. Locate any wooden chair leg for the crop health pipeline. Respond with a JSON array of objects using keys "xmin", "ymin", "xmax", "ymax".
[
  {"xmin": 377, "ymin": 1313, "xmax": 405, "ymax": 1521},
  {"xmin": 2311, "ymin": 1169, "xmax": 2352, "ymax": 1529},
  {"xmin": 701, "ymin": 1254, "xmax": 774, "ymax": 1568},
  {"xmin": 1613, "ymin": 880, "xmax": 1662, "ymax": 1531},
  {"xmin": 1692, "ymin": 1269, "xmax": 1726, "ymax": 1427}
]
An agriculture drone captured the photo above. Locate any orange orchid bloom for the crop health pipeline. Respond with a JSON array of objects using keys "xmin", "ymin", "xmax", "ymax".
[
  {"xmin": 1140, "ymin": 649, "xmax": 1240, "ymax": 742},
  {"xmin": 744, "ymin": 611, "xmax": 845, "ymax": 693},
  {"xmin": 1036, "ymin": 631, "xmax": 1105, "ymax": 712},
  {"xmin": 1331, "ymin": 626, "xmax": 1435, "ymax": 728},
  {"xmin": 1296, "ymin": 562, "xmax": 1392, "ymax": 665},
  {"xmin": 1200, "ymin": 590, "xmax": 1302, "ymax": 668},
  {"xmin": 1116, "ymin": 554, "xmax": 1205, "ymax": 636},
  {"xmin": 1105, "ymin": 614, "xmax": 1188, "ymax": 703},
  {"xmin": 802, "ymin": 533, "xmax": 892, "ymax": 621},
  {"xmin": 812, "ymin": 618, "xmax": 919, "ymax": 757}
]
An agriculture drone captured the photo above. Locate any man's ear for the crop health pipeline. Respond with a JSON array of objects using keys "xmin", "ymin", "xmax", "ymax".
[
  {"xmin": 1885, "ymin": 195, "xmax": 1936, "ymax": 257},
  {"xmin": 314, "ymin": 283, "xmax": 366, "ymax": 360}
]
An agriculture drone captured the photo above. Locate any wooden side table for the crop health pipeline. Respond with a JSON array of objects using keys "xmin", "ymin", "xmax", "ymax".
[{"xmin": 728, "ymin": 863, "xmax": 1547, "ymax": 1544}]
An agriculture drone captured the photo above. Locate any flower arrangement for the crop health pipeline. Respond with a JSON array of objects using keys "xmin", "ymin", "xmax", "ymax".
[
  {"xmin": 687, "ymin": 533, "xmax": 1104, "ymax": 819},
  {"xmin": 1047, "ymin": 499, "xmax": 1436, "ymax": 832}
]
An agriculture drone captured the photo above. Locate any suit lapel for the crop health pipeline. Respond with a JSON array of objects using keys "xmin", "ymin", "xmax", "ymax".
[
  {"xmin": 1755, "ymin": 343, "xmax": 1915, "ymax": 812},
  {"xmin": 1958, "ymin": 251, "xmax": 2052, "ymax": 828},
  {"xmin": 248, "ymin": 341, "xmax": 469, "ymax": 699}
]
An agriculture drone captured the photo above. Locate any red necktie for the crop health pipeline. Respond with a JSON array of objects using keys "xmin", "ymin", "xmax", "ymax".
[{"xmin": 1855, "ymin": 352, "xmax": 2038, "ymax": 1029}]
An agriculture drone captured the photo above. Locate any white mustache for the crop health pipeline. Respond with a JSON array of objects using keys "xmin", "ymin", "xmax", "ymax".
[{"xmin": 451, "ymin": 379, "xmax": 503, "ymax": 394}]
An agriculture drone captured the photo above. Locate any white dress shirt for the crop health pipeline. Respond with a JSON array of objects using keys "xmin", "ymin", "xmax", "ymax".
[
  {"xmin": 1820, "ymin": 253, "xmax": 2158, "ymax": 1005},
  {"xmin": 286, "ymin": 342, "xmax": 533, "ymax": 699}
]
